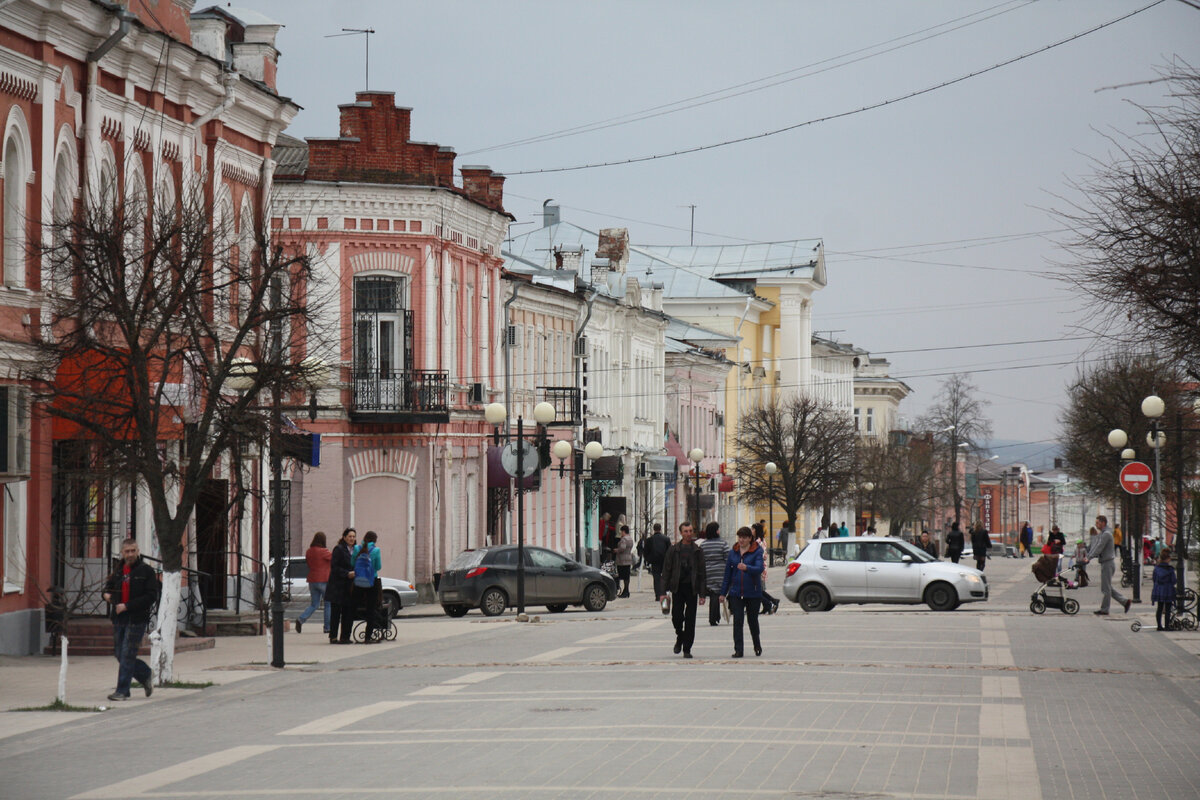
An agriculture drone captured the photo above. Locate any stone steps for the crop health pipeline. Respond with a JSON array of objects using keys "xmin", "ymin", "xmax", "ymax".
[{"xmin": 44, "ymin": 618, "xmax": 215, "ymax": 656}]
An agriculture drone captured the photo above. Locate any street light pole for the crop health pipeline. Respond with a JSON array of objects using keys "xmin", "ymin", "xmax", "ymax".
[
  {"xmin": 689, "ymin": 448, "xmax": 704, "ymax": 533},
  {"xmin": 765, "ymin": 462, "xmax": 777, "ymax": 562},
  {"xmin": 268, "ymin": 277, "xmax": 285, "ymax": 669}
]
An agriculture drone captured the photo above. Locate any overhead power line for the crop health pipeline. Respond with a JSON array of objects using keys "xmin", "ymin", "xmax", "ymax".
[{"xmin": 506, "ymin": 1, "xmax": 1165, "ymax": 176}]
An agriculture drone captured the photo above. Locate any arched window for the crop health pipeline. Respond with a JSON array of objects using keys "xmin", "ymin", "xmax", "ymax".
[
  {"xmin": 237, "ymin": 201, "xmax": 255, "ymax": 325},
  {"xmin": 2, "ymin": 111, "xmax": 30, "ymax": 288},
  {"xmin": 213, "ymin": 190, "xmax": 234, "ymax": 324},
  {"xmin": 124, "ymin": 158, "xmax": 148, "ymax": 301},
  {"xmin": 50, "ymin": 133, "xmax": 78, "ymax": 298}
]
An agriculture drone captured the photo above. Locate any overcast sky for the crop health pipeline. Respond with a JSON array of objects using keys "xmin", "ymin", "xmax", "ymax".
[{"xmin": 248, "ymin": 0, "xmax": 1200, "ymax": 461}]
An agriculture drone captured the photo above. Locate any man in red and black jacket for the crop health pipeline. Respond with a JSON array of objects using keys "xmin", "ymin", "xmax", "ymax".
[{"xmin": 101, "ymin": 538, "xmax": 160, "ymax": 701}]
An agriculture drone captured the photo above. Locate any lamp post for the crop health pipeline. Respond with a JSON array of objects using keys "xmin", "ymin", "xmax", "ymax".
[
  {"xmin": 1108, "ymin": 427, "xmax": 1142, "ymax": 603},
  {"xmin": 1141, "ymin": 394, "xmax": 1198, "ymax": 622},
  {"xmin": 689, "ymin": 448, "xmax": 704, "ymax": 533},
  {"xmin": 485, "ymin": 401, "xmax": 555, "ymax": 616},
  {"xmin": 765, "ymin": 462, "xmax": 777, "ymax": 562},
  {"xmin": 552, "ymin": 438, "xmax": 604, "ymax": 563},
  {"xmin": 863, "ymin": 481, "xmax": 876, "ymax": 532}
]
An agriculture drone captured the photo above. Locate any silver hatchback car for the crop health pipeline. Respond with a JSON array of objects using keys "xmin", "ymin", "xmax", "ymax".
[{"xmin": 782, "ymin": 536, "xmax": 988, "ymax": 612}]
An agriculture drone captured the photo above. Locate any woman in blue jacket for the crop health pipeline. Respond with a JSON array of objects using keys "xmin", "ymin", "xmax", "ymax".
[{"xmin": 719, "ymin": 526, "xmax": 764, "ymax": 658}]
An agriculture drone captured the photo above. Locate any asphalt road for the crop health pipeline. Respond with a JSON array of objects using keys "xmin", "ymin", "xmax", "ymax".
[{"xmin": 2, "ymin": 555, "xmax": 1198, "ymax": 800}]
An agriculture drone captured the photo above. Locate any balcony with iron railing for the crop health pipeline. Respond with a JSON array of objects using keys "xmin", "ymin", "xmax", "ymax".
[
  {"xmin": 351, "ymin": 369, "xmax": 450, "ymax": 423},
  {"xmin": 538, "ymin": 386, "xmax": 581, "ymax": 427}
]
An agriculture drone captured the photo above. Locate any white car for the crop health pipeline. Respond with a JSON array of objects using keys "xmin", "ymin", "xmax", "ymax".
[
  {"xmin": 280, "ymin": 556, "xmax": 418, "ymax": 617},
  {"xmin": 782, "ymin": 536, "xmax": 988, "ymax": 612}
]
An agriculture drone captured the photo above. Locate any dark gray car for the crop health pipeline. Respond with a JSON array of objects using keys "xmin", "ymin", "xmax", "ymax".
[{"xmin": 438, "ymin": 545, "xmax": 617, "ymax": 617}]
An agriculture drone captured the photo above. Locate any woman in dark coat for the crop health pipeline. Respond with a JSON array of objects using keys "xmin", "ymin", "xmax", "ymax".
[
  {"xmin": 1151, "ymin": 549, "xmax": 1177, "ymax": 631},
  {"xmin": 720, "ymin": 527, "xmax": 764, "ymax": 658},
  {"xmin": 945, "ymin": 522, "xmax": 965, "ymax": 564},
  {"xmin": 970, "ymin": 524, "xmax": 991, "ymax": 571},
  {"xmin": 326, "ymin": 528, "xmax": 357, "ymax": 644}
]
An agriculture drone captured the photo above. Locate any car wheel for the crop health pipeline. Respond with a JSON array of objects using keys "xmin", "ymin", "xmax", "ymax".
[
  {"xmin": 480, "ymin": 588, "xmax": 508, "ymax": 617},
  {"xmin": 442, "ymin": 604, "xmax": 469, "ymax": 618},
  {"xmin": 546, "ymin": 604, "xmax": 568, "ymax": 613},
  {"xmin": 582, "ymin": 583, "xmax": 608, "ymax": 612},
  {"xmin": 1063, "ymin": 598, "xmax": 1080, "ymax": 615},
  {"xmin": 1030, "ymin": 599, "xmax": 1046, "ymax": 615},
  {"xmin": 382, "ymin": 593, "xmax": 400, "ymax": 619},
  {"xmin": 798, "ymin": 584, "xmax": 830, "ymax": 612},
  {"xmin": 924, "ymin": 582, "xmax": 958, "ymax": 611}
]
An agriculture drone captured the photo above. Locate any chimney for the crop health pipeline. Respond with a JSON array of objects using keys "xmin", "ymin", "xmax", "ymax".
[
  {"xmin": 461, "ymin": 165, "xmax": 493, "ymax": 207},
  {"xmin": 591, "ymin": 256, "xmax": 611, "ymax": 287},
  {"xmin": 231, "ymin": 39, "xmax": 277, "ymax": 85},
  {"xmin": 542, "ymin": 199, "xmax": 560, "ymax": 228},
  {"xmin": 596, "ymin": 228, "xmax": 629, "ymax": 273},
  {"xmin": 190, "ymin": 15, "xmax": 227, "ymax": 63}
]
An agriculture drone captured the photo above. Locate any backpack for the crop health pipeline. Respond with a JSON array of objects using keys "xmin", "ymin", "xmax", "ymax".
[{"xmin": 354, "ymin": 547, "xmax": 376, "ymax": 588}]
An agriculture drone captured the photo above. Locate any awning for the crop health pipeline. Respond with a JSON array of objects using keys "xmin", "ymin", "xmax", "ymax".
[
  {"xmin": 665, "ymin": 431, "xmax": 689, "ymax": 468},
  {"xmin": 591, "ymin": 455, "xmax": 623, "ymax": 482}
]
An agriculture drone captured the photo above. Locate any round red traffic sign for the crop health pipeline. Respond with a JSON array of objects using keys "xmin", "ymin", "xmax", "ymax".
[{"xmin": 1119, "ymin": 461, "xmax": 1153, "ymax": 495}]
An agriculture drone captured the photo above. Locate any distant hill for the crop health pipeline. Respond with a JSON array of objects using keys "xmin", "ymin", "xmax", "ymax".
[{"xmin": 983, "ymin": 440, "xmax": 1062, "ymax": 471}]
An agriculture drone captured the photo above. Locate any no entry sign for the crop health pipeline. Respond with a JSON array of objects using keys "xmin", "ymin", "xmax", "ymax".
[{"xmin": 1119, "ymin": 461, "xmax": 1153, "ymax": 495}]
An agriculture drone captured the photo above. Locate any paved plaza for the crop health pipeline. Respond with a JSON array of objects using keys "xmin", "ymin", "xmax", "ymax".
[{"xmin": 1, "ymin": 556, "xmax": 1197, "ymax": 800}]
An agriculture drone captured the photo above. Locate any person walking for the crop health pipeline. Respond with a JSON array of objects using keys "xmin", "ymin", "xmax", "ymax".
[
  {"xmin": 753, "ymin": 525, "xmax": 780, "ymax": 614},
  {"xmin": 1151, "ymin": 549, "xmax": 1176, "ymax": 631},
  {"xmin": 1047, "ymin": 525, "xmax": 1066, "ymax": 555},
  {"xmin": 101, "ymin": 538, "xmax": 161, "ymax": 701},
  {"xmin": 778, "ymin": 520, "xmax": 791, "ymax": 560},
  {"xmin": 1019, "ymin": 522, "xmax": 1033, "ymax": 558},
  {"xmin": 352, "ymin": 531, "xmax": 383, "ymax": 642},
  {"xmin": 1083, "ymin": 515, "xmax": 1131, "ymax": 616},
  {"xmin": 614, "ymin": 525, "xmax": 634, "ymax": 598},
  {"xmin": 699, "ymin": 522, "xmax": 729, "ymax": 626},
  {"xmin": 970, "ymin": 524, "xmax": 991, "ymax": 571},
  {"xmin": 945, "ymin": 522, "xmax": 965, "ymax": 564},
  {"xmin": 327, "ymin": 528, "xmax": 357, "ymax": 643},
  {"xmin": 720, "ymin": 527, "xmax": 764, "ymax": 658},
  {"xmin": 660, "ymin": 521, "xmax": 706, "ymax": 658},
  {"xmin": 295, "ymin": 531, "xmax": 331, "ymax": 634},
  {"xmin": 645, "ymin": 523, "xmax": 671, "ymax": 599}
]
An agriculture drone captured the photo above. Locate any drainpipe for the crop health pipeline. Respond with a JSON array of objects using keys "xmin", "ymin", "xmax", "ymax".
[
  {"xmin": 193, "ymin": 70, "xmax": 238, "ymax": 132},
  {"xmin": 575, "ymin": 289, "xmax": 596, "ymax": 562},
  {"xmin": 732, "ymin": 294, "xmax": 753, "ymax": 529},
  {"xmin": 502, "ymin": 282, "xmax": 521, "ymax": 431},
  {"xmin": 84, "ymin": 7, "xmax": 136, "ymax": 194}
]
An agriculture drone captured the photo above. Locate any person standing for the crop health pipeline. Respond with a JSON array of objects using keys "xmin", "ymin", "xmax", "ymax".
[
  {"xmin": 839, "ymin": 521, "xmax": 849, "ymax": 538},
  {"xmin": 699, "ymin": 522, "xmax": 729, "ymax": 626},
  {"xmin": 327, "ymin": 528, "xmax": 357, "ymax": 643},
  {"xmin": 1019, "ymin": 522, "xmax": 1033, "ymax": 558},
  {"xmin": 645, "ymin": 523, "xmax": 671, "ymax": 599},
  {"xmin": 778, "ymin": 521, "xmax": 791, "ymax": 560},
  {"xmin": 945, "ymin": 522, "xmax": 965, "ymax": 564},
  {"xmin": 1047, "ymin": 525, "xmax": 1066, "ymax": 555},
  {"xmin": 917, "ymin": 530, "xmax": 939, "ymax": 559},
  {"xmin": 352, "ymin": 531, "xmax": 383, "ymax": 642},
  {"xmin": 295, "ymin": 532, "xmax": 331, "ymax": 634},
  {"xmin": 614, "ymin": 525, "xmax": 634, "ymax": 598},
  {"xmin": 660, "ymin": 521, "xmax": 706, "ymax": 658},
  {"xmin": 1151, "ymin": 549, "xmax": 1176, "ymax": 631},
  {"xmin": 1083, "ymin": 515, "xmax": 1131, "ymax": 616},
  {"xmin": 970, "ymin": 524, "xmax": 991, "ymax": 571},
  {"xmin": 720, "ymin": 527, "xmax": 764, "ymax": 658},
  {"xmin": 101, "ymin": 538, "xmax": 161, "ymax": 701}
]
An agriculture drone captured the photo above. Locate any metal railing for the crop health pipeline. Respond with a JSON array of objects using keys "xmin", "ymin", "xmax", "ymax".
[
  {"xmin": 352, "ymin": 369, "xmax": 449, "ymax": 415},
  {"xmin": 538, "ymin": 386, "xmax": 581, "ymax": 426}
]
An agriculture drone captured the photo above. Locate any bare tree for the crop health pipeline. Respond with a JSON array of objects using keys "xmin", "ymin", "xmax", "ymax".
[
  {"xmin": 1057, "ymin": 64, "xmax": 1200, "ymax": 381},
  {"xmin": 733, "ymin": 396, "xmax": 857, "ymax": 530},
  {"xmin": 918, "ymin": 373, "xmax": 993, "ymax": 525},
  {"xmin": 857, "ymin": 434, "xmax": 939, "ymax": 536},
  {"xmin": 32, "ymin": 177, "xmax": 321, "ymax": 681}
]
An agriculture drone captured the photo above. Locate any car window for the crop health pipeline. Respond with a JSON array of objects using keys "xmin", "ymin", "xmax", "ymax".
[
  {"xmin": 896, "ymin": 540, "xmax": 936, "ymax": 563},
  {"xmin": 490, "ymin": 549, "xmax": 520, "ymax": 567},
  {"xmin": 448, "ymin": 550, "xmax": 485, "ymax": 570},
  {"xmin": 527, "ymin": 548, "xmax": 569, "ymax": 568},
  {"xmin": 863, "ymin": 542, "xmax": 905, "ymax": 563},
  {"xmin": 820, "ymin": 542, "xmax": 861, "ymax": 562}
]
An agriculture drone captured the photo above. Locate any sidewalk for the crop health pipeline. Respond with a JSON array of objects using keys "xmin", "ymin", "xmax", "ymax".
[{"xmin": 0, "ymin": 605, "xmax": 470, "ymax": 741}]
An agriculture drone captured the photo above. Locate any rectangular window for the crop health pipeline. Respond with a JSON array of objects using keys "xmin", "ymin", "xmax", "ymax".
[
  {"xmin": 854, "ymin": 407, "xmax": 861, "ymax": 431},
  {"xmin": 3, "ymin": 481, "xmax": 27, "ymax": 592},
  {"xmin": 353, "ymin": 276, "xmax": 406, "ymax": 379},
  {"xmin": 866, "ymin": 407, "xmax": 875, "ymax": 434}
]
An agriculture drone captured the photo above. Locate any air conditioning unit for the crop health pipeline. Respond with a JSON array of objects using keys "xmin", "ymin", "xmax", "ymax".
[
  {"xmin": 469, "ymin": 382, "xmax": 485, "ymax": 403},
  {"xmin": 505, "ymin": 326, "xmax": 521, "ymax": 348},
  {"xmin": 0, "ymin": 386, "xmax": 31, "ymax": 481},
  {"xmin": 574, "ymin": 336, "xmax": 588, "ymax": 358}
]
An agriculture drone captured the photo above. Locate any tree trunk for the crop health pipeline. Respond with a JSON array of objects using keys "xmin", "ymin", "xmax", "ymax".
[{"xmin": 150, "ymin": 570, "xmax": 182, "ymax": 685}]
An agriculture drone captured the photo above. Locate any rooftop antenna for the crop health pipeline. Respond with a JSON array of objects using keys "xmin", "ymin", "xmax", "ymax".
[
  {"xmin": 325, "ymin": 28, "xmax": 376, "ymax": 91},
  {"xmin": 679, "ymin": 204, "xmax": 696, "ymax": 245}
]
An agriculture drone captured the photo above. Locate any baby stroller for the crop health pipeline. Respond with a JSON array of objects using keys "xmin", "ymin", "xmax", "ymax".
[
  {"xmin": 1030, "ymin": 554, "xmax": 1080, "ymax": 615},
  {"xmin": 351, "ymin": 582, "xmax": 398, "ymax": 643}
]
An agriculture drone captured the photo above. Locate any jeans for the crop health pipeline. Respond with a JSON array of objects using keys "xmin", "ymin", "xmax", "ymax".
[
  {"xmin": 298, "ymin": 582, "xmax": 328, "ymax": 631},
  {"xmin": 671, "ymin": 583, "xmax": 698, "ymax": 654},
  {"xmin": 112, "ymin": 621, "xmax": 151, "ymax": 696},
  {"xmin": 727, "ymin": 595, "xmax": 761, "ymax": 655}
]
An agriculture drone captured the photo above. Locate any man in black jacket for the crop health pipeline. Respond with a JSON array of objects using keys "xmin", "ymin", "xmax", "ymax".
[
  {"xmin": 645, "ymin": 523, "xmax": 671, "ymax": 599},
  {"xmin": 660, "ymin": 522, "xmax": 706, "ymax": 658},
  {"xmin": 101, "ymin": 538, "xmax": 160, "ymax": 701}
]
